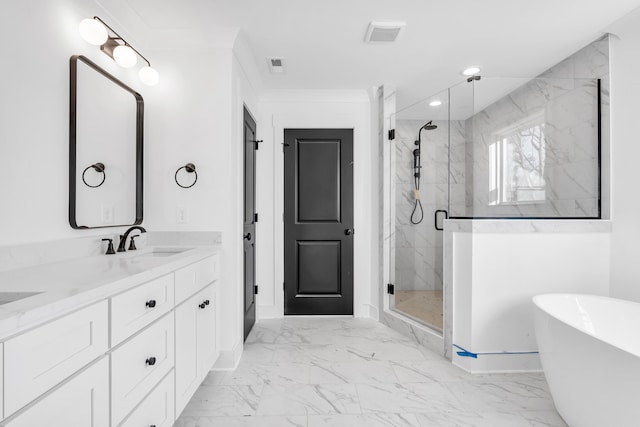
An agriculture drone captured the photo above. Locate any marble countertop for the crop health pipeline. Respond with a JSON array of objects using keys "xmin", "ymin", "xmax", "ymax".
[{"xmin": 0, "ymin": 245, "xmax": 219, "ymax": 341}]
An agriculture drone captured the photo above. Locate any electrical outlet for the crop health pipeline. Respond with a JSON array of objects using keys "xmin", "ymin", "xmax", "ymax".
[
  {"xmin": 176, "ymin": 206, "xmax": 189, "ymax": 224},
  {"xmin": 101, "ymin": 205, "xmax": 114, "ymax": 224}
]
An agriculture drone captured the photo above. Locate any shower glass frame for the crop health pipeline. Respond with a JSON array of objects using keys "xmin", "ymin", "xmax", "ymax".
[{"xmin": 387, "ymin": 76, "xmax": 602, "ymax": 333}]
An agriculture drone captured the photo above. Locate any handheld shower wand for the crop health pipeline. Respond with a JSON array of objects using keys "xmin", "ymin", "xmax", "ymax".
[{"xmin": 410, "ymin": 121, "xmax": 437, "ymax": 224}]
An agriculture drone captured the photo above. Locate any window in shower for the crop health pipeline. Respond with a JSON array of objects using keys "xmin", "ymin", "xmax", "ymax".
[{"xmin": 489, "ymin": 112, "xmax": 546, "ymax": 206}]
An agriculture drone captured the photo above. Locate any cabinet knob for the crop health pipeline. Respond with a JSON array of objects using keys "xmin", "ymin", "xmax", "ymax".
[
  {"xmin": 204, "ymin": 299, "xmax": 210, "ymax": 305},
  {"xmin": 145, "ymin": 300, "xmax": 157, "ymax": 308},
  {"xmin": 145, "ymin": 357, "xmax": 157, "ymax": 366},
  {"xmin": 199, "ymin": 302, "xmax": 206, "ymax": 309}
]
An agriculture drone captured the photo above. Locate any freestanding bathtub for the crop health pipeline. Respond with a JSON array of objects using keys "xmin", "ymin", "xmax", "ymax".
[{"xmin": 533, "ymin": 294, "xmax": 640, "ymax": 427}]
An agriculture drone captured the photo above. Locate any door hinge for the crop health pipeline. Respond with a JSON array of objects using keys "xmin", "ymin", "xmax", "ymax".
[
  {"xmin": 254, "ymin": 285, "xmax": 258, "ymax": 295},
  {"xmin": 388, "ymin": 129, "xmax": 395, "ymax": 140},
  {"xmin": 254, "ymin": 140, "xmax": 263, "ymax": 150},
  {"xmin": 282, "ymin": 142, "xmax": 290, "ymax": 152},
  {"xmin": 387, "ymin": 283, "xmax": 395, "ymax": 295},
  {"xmin": 283, "ymin": 282, "xmax": 285, "ymax": 291},
  {"xmin": 254, "ymin": 213, "xmax": 258, "ymax": 223}
]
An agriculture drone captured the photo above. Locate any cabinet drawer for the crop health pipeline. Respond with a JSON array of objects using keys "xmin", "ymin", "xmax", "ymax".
[
  {"xmin": 111, "ymin": 274, "xmax": 174, "ymax": 345},
  {"xmin": 3, "ymin": 358, "xmax": 109, "ymax": 427},
  {"xmin": 111, "ymin": 313, "xmax": 175, "ymax": 425},
  {"xmin": 4, "ymin": 301, "xmax": 108, "ymax": 416},
  {"xmin": 175, "ymin": 255, "xmax": 217, "ymax": 304},
  {"xmin": 120, "ymin": 370, "xmax": 175, "ymax": 427}
]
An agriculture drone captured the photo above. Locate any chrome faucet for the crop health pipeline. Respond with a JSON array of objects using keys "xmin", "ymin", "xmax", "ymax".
[{"xmin": 117, "ymin": 226, "xmax": 146, "ymax": 252}]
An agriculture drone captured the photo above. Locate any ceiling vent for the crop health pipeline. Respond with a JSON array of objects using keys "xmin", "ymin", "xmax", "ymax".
[
  {"xmin": 267, "ymin": 57, "xmax": 285, "ymax": 73},
  {"xmin": 365, "ymin": 21, "xmax": 405, "ymax": 43}
]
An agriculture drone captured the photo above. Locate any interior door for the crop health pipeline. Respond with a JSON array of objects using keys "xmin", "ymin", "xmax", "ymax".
[
  {"xmin": 284, "ymin": 129, "xmax": 354, "ymax": 315},
  {"xmin": 243, "ymin": 107, "xmax": 257, "ymax": 340}
]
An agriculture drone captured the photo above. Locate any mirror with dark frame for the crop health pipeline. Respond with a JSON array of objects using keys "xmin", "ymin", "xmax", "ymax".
[{"xmin": 69, "ymin": 55, "xmax": 143, "ymax": 229}]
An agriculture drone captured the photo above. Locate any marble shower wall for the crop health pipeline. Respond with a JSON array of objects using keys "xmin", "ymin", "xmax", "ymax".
[
  {"xmin": 455, "ymin": 36, "xmax": 609, "ymax": 218},
  {"xmin": 392, "ymin": 120, "xmax": 465, "ymax": 292}
]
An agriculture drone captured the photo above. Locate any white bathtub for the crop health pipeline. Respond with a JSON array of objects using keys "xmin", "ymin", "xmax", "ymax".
[{"xmin": 533, "ymin": 294, "xmax": 640, "ymax": 427}]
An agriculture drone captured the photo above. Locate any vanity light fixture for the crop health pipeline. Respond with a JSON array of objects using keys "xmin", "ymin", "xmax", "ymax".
[
  {"xmin": 429, "ymin": 100, "xmax": 442, "ymax": 107},
  {"xmin": 79, "ymin": 16, "xmax": 159, "ymax": 86},
  {"xmin": 462, "ymin": 66, "xmax": 481, "ymax": 76}
]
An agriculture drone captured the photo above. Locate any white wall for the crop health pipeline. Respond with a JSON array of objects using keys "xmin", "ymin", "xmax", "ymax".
[
  {"xmin": 609, "ymin": 8, "xmax": 640, "ymax": 302},
  {"xmin": 256, "ymin": 91, "xmax": 378, "ymax": 319},
  {"xmin": 0, "ymin": 0, "xmax": 150, "ymax": 245},
  {"xmin": 450, "ymin": 224, "xmax": 611, "ymax": 372}
]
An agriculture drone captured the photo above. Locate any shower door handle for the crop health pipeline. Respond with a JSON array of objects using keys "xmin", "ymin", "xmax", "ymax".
[{"xmin": 434, "ymin": 210, "xmax": 448, "ymax": 231}]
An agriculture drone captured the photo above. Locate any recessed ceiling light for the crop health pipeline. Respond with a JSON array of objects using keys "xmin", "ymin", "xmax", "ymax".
[
  {"xmin": 462, "ymin": 66, "xmax": 481, "ymax": 76},
  {"xmin": 429, "ymin": 100, "xmax": 442, "ymax": 107}
]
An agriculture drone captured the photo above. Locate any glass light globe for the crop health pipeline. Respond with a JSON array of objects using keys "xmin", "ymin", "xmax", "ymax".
[
  {"xmin": 139, "ymin": 66, "xmax": 160, "ymax": 86},
  {"xmin": 113, "ymin": 45, "xmax": 137, "ymax": 68},
  {"xmin": 79, "ymin": 18, "xmax": 108, "ymax": 46},
  {"xmin": 462, "ymin": 66, "xmax": 481, "ymax": 76}
]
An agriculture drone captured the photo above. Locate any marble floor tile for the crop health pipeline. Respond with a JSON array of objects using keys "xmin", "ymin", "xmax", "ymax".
[
  {"xmin": 391, "ymin": 359, "xmax": 476, "ymax": 383},
  {"xmin": 308, "ymin": 413, "xmax": 422, "ymax": 427},
  {"xmin": 357, "ymin": 382, "xmax": 462, "ymax": 413},
  {"xmin": 444, "ymin": 379, "xmax": 555, "ymax": 413},
  {"xmin": 256, "ymin": 383, "xmax": 362, "ymax": 416},
  {"xmin": 174, "ymin": 415, "xmax": 307, "ymax": 427},
  {"xmin": 175, "ymin": 317, "xmax": 563, "ymax": 426},
  {"xmin": 309, "ymin": 360, "xmax": 398, "ymax": 384},
  {"xmin": 180, "ymin": 385, "xmax": 263, "ymax": 417},
  {"xmin": 218, "ymin": 361, "xmax": 310, "ymax": 386}
]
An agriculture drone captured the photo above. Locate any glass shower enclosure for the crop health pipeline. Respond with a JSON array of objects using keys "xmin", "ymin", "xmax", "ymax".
[{"xmin": 387, "ymin": 76, "xmax": 601, "ymax": 332}]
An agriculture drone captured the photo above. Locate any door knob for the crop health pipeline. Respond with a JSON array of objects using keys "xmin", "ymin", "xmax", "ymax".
[
  {"xmin": 344, "ymin": 228, "xmax": 354, "ymax": 235},
  {"xmin": 243, "ymin": 232, "xmax": 252, "ymax": 240},
  {"xmin": 199, "ymin": 302, "xmax": 206, "ymax": 309},
  {"xmin": 145, "ymin": 357, "xmax": 156, "ymax": 366}
]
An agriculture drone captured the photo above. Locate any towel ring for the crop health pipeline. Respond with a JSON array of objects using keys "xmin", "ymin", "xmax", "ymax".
[
  {"xmin": 175, "ymin": 163, "xmax": 197, "ymax": 188},
  {"xmin": 82, "ymin": 163, "xmax": 106, "ymax": 188}
]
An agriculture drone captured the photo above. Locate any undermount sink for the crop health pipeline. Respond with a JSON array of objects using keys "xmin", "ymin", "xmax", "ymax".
[
  {"xmin": 0, "ymin": 292, "xmax": 43, "ymax": 306},
  {"xmin": 132, "ymin": 248, "xmax": 192, "ymax": 258}
]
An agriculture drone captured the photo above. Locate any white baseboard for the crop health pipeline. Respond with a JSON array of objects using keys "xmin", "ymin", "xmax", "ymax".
[{"xmin": 212, "ymin": 339, "xmax": 243, "ymax": 371}]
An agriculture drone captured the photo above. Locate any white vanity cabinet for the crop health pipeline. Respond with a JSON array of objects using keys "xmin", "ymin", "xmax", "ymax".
[
  {"xmin": 4, "ymin": 300, "xmax": 108, "ymax": 416},
  {"xmin": 2, "ymin": 358, "xmax": 109, "ymax": 427},
  {"xmin": 175, "ymin": 283, "xmax": 218, "ymax": 415},
  {"xmin": 0, "ymin": 251, "xmax": 220, "ymax": 427}
]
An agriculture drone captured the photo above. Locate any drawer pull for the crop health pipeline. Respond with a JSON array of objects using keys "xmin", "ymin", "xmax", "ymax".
[
  {"xmin": 145, "ymin": 300, "xmax": 157, "ymax": 308},
  {"xmin": 199, "ymin": 302, "xmax": 206, "ymax": 309},
  {"xmin": 145, "ymin": 357, "xmax": 157, "ymax": 366},
  {"xmin": 204, "ymin": 299, "xmax": 210, "ymax": 305}
]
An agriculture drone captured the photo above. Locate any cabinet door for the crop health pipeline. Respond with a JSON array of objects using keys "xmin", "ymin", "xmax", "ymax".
[
  {"xmin": 111, "ymin": 313, "xmax": 175, "ymax": 425},
  {"xmin": 3, "ymin": 358, "xmax": 109, "ymax": 427},
  {"xmin": 4, "ymin": 301, "xmax": 108, "ymax": 416},
  {"xmin": 174, "ymin": 292, "xmax": 200, "ymax": 416},
  {"xmin": 120, "ymin": 370, "xmax": 175, "ymax": 427},
  {"xmin": 197, "ymin": 284, "xmax": 217, "ymax": 379}
]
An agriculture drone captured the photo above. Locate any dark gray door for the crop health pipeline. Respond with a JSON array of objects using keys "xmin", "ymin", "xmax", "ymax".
[
  {"xmin": 243, "ymin": 107, "xmax": 257, "ymax": 340},
  {"xmin": 284, "ymin": 129, "xmax": 354, "ymax": 315}
]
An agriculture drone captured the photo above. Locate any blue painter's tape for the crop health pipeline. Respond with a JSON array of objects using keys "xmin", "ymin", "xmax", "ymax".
[{"xmin": 453, "ymin": 344, "xmax": 539, "ymax": 358}]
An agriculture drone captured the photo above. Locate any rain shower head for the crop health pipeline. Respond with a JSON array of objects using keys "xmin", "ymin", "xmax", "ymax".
[{"xmin": 421, "ymin": 121, "xmax": 437, "ymax": 131}]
